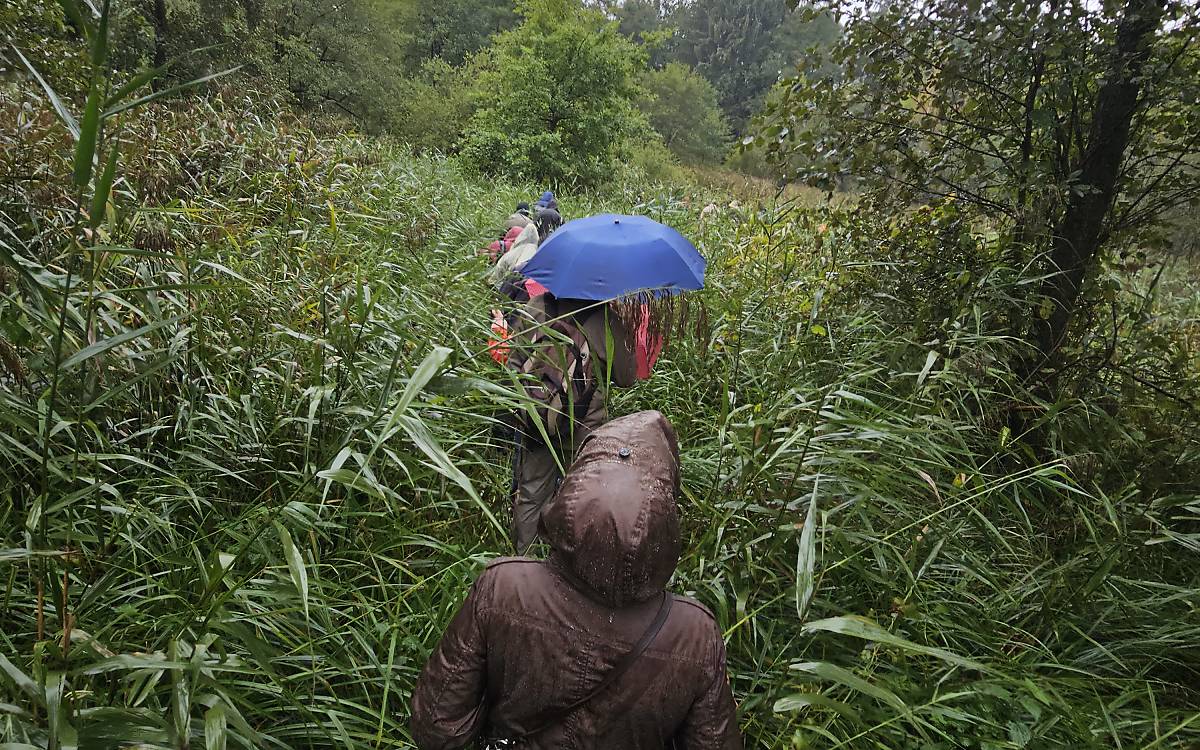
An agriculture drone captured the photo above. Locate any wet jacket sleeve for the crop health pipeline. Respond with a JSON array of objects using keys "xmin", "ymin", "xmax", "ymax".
[
  {"xmin": 676, "ymin": 634, "xmax": 743, "ymax": 750},
  {"xmin": 410, "ymin": 578, "xmax": 490, "ymax": 750}
]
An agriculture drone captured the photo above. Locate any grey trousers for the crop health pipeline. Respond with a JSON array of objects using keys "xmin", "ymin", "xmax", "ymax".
[
  {"xmin": 510, "ymin": 392, "xmax": 608, "ymax": 554},
  {"xmin": 511, "ymin": 439, "xmax": 569, "ymax": 555}
]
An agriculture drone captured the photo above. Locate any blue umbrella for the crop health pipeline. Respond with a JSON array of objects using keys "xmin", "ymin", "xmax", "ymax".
[{"xmin": 521, "ymin": 214, "xmax": 705, "ymax": 300}]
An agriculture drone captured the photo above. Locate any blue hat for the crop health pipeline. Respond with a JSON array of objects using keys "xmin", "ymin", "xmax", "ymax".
[{"xmin": 535, "ymin": 191, "xmax": 555, "ymax": 208}]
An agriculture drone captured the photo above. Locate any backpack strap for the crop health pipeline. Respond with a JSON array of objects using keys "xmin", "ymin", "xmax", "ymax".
[
  {"xmin": 561, "ymin": 305, "xmax": 600, "ymax": 435},
  {"xmin": 518, "ymin": 592, "xmax": 673, "ymax": 739},
  {"xmin": 565, "ymin": 340, "xmax": 598, "ymax": 436}
]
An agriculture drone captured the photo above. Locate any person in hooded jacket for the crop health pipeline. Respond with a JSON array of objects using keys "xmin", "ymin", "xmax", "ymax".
[
  {"xmin": 532, "ymin": 191, "xmax": 563, "ymax": 241},
  {"xmin": 488, "ymin": 223, "xmax": 541, "ymax": 286},
  {"xmin": 411, "ymin": 411, "xmax": 743, "ymax": 750},
  {"xmin": 506, "ymin": 202, "xmax": 533, "ymax": 231}
]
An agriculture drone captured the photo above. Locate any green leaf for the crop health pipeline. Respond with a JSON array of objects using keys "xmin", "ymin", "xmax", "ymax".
[
  {"xmin": 73, "ymin": 654, "xmax": 189, "ymax": 676},
  {"xmin": 104, "ymin": 67, "xmax": 160, "ymax": 109},
  {"xmin": 90, "ymin": 0, "xmax": 110, "ymax": 68},
  {"xmin": 795, "ymin": 476, "xmax": 819, "ymax": 621},
  {"xmin": 9, "ymin": 45, "xmax": 79, "ymax": 139},
  {"xmin": 46, "ymin": 671, "xmax": 78, "ymax": 750},
  {"xmin": 0, "ymin": 653, "xmax": 41, "ymax": 702},
  {"xmin": 275, "ymin": 523, "xmax": 309, "ymax": 620},
  {"xmin": 89, "ymin": 142, "xmax": 119, "ymax": 228},
  {"xmin": 773, "ymin": 691, "xmax": 862, "ymax": 721},
  {"xmin": 397, "ymin": 346, "xmax": 452, "ymax": 414},
  {"xmin": 60, "ymin": 316, "xmax": 181, "ymax": 370},
  {"xmin": 73, "ymin": 0, "xmax": 109, "ymax": 188},
  {"xmin": 916, "ymin": 349, "xmax": 939, "ymax": 387},
  {"xmin": 0, "ymin": 549, "xmax": 70, "ymax": 563},
  {"xmin": 396, "ymin": 413, "xmax": 503, "ymax": 534},
  {"xmin": 1080, "ymin": 548, "xmax": 1121, "ymax": 598},
  {"xmin": 790, "ymin": 661, "xmax": 907, "ymax": 711},
  {"xmin": 73, "ymin": 87, "xmax": 101, "ymax": 188},
  {"xmin": 803, "ymin": 616, "xmax": 990, "ymax": 672},
  {"xmin": 168, "ymin": 641, "xmax": 189, "ymax": 744},
  {"xmin": 205, "ymin": 704, "xmax": 227, "ymax": 750},
  {"xmin": 315, "ymin": 467, "xmax": 386, "ymax": 500}
]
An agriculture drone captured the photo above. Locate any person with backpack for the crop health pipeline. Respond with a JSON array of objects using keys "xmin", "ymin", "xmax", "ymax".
[
  {"xmin": 506, "ymin": 293, "xmax": 637, "ymax": 554},
  {"xmin": 506, "ymin": 201, "xmax": 533, "ymax": 231},
  {"xmin": 489, "ymin": 222, "xmax": 540, "ymax": 287},
  {"xmin": 410, "ymin": 411, "xmax": 743, "ymax": 750},
  {"xmin": 532, "ymin": 191, "xmax": 563, "ymax": 240}
]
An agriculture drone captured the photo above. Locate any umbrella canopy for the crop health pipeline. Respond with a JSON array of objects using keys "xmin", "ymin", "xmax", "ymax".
[{"xmin": 520, "ymin": 214, "xmax": 705, "ymax": 300}]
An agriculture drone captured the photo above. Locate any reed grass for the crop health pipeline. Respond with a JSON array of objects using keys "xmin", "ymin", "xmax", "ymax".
[{"xmin": 1, "ymin": 18, "xmax": 1197, "ymax": 747}]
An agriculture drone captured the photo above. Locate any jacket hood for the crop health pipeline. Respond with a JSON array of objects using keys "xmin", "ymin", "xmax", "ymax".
[
  {"xmin": 505, "ymin": 213, "xmax": 533, "ymax": 230},
  {"xmin": 541, "ymin": 411, "xmax": 681, "ymax": 608},
  {"xmin": 535, "ymin": 191, "xmax": 558, "ymax": 211}
]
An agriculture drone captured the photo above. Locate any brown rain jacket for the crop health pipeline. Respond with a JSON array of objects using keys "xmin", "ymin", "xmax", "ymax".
[{"xmin": 410, "ymin": 411, "xmax": 742, "ymax": 750}]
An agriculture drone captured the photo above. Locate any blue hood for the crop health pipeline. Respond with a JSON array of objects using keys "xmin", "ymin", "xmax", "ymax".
[{"xmin": 535, "ymin": 191, "xmax": 557, "ymax": 210}]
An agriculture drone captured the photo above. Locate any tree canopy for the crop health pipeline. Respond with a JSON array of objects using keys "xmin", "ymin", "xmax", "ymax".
[
  {"xmin": 638, "ymin": 62, "xmax": 731, "ymax": 164},
  {"xmin": 755, "ymin": 0, "xmax": 1200, "ymax": 372},
  {"xmin": 460, "ymin": 0, "xmax": 649, "ymax": 185}
]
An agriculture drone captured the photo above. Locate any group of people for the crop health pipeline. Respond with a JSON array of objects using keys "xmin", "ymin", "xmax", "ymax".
[
  {"xmin": 409, "ymin": 195, "xmax": 742, "ymax": 749},
  {"xmin": 485, "ymin": 192, "xmax": 563, "ymax": 305}
]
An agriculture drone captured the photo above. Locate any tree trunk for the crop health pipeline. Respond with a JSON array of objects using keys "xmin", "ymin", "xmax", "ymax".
[
  {"xmin": 1029, "ymin": 0, "xmax": 1164, "ymax": 367},
  {"xmin": 151, "ymin": 0, "xmax": 168, "ymax": 88}
]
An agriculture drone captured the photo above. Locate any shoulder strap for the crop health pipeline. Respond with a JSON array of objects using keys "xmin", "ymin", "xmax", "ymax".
[{"xmin": 521, "ymin": 592, "xmax": 673, "ymax": 739}]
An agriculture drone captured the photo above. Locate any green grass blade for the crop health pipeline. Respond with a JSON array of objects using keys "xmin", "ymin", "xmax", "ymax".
[
  {"xmin": 73, "ymin": 87, "xmax": 101, "ymax": 188},
  {"xmin": 803, "ymin": 616, "xmax": 991, "ymax": 673},
  {"xmin": 275, "ymin": 523, "xmax": 309, "ymax": 621},
  {"xmin": 204, "ymin": 704, "xmax": 227, "ymax": 750},
  {"xmin": 790, "ymin": 661, "xmax": 907, "ymax": 711},
  {"xmin": 9, "ymin": 45, "xmax": 79, "ymax": 139},
  {"xmin": 89, "ymin": 142, "xmax": 118, "ymax": 227},
  {"xmin": 795, "ymin": 475, "xmax": 819, "ymax": 621}
]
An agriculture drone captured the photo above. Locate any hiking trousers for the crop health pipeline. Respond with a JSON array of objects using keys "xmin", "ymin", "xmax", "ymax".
[
  {"xmin": 510, "ymin": 399, "xmax": 607, "ymax": 554},
  {"xmin": 508, "ymin": 424, "xmax": 604, "ymax": 552},
  {"xmin": 511, "ymin": 438, "xmax": 569, "ymax": 555}
]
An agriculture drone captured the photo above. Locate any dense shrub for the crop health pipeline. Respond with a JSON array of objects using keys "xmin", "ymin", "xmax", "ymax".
[
  {"xmin": 638, "ymin": 62, "xmax": 731, "ymax": 165},
  {"xmin": 459, "ymin": 0, "xmax": 648, "ymax": 186},
  {"xmin": 391, "ymin": 58, "xmax": 478, "ymax": 153}
]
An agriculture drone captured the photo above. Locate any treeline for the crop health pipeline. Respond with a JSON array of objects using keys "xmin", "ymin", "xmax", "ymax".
[
  {"xmin": 3, "ymin": 0, "xmax": 837, "ymax": 185},
  {"xmin": 752, "ymin": 0, "xmax": 1200, "ymax": 379}
]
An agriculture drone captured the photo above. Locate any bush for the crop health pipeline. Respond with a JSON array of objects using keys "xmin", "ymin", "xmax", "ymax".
[
  {"xmin": 459, "ymin": 0, "xmax": 647, "ymax": 187},
  {"xmin": 638, "ymin": 62, "xmax": 731, "ymax": 165},
  {"xmin": 391, "ymin": 58, "xmax": 477, "ymax": 153},
  {"xmin": 623, "ymin": 137, "xmax": 688, "ymax": 184}
]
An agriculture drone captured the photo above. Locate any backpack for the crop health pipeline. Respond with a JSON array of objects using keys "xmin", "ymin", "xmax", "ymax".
[{"xmin": 515, "ymin": 301, "xmax": 597, "ymax": 443}]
